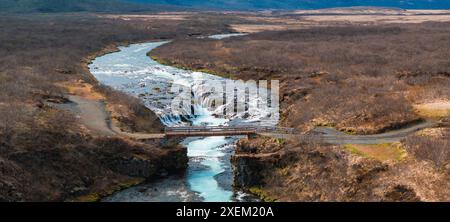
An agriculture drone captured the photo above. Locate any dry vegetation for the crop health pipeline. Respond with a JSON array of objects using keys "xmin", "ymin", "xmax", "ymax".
[
  {"xmin": 231, "ymin": 9, "xmax": 450, "ymax": 33},
  {"xmin": 151, "ymin": 19, "xmax": 450, "ymax": 201},
  {"xmin": 344, "ymin": 143, "xmax": 407, "ymax": 162},
  {"xmin": 1, "ymin": 10, "xmax": 449, "ymax": 202},
  {"xmin": 404, "ymin": 128, "xmax": 450, "ymax": 168},
  {"xmin": 150, "ymin": 22, "xmax": 450, "ymax": 134},
  {"xmin": 0, "ymin": 13, "xmax": 241, "ymax": 201},
  {"xmin": 234, "ymin": 136, "xmax": 450, "ymax": 202}
]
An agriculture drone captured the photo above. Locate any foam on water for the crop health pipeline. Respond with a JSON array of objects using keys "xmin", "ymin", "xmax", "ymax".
[{"xmin": 185, "ymin": 136, "xmax": 234, "ymax": 202}]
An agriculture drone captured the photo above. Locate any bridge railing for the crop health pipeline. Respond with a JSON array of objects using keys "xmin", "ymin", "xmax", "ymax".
[{"xmin": 164, "ymin": 125, "xmax": 297, "ymax": 134}]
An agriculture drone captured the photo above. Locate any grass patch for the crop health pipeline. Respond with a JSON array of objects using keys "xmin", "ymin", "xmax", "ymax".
[
  {"xmin": 277, "ymin": 167, "xmax": 290, "ymax": 176},
  {"xmin": 132, "ymin": 153, "xmax": 150, "ymax": 161},
  {"xmin": 275, "ymin": 138, "xmax": 286, "ymax": 145},
  {"xmin": 60, "ymin": 82, "xmax": 105, "ymax": 100},
  {"xmin": 249, "ymin": 187, "xmax": 277, "ymax": 202},
  {"xmin": 149, "ymin": 55, "xmax": 172, "ymax": 66},
  {"xmin": 344, "ymin": 143, "xmax": 407, "ymax": 162},
  {"xmin": 414, "ymin": 102, "xmax": 450, "ymax": 119},
  {"xmin": 195, "ymin": 68, "xmax": 235, "ymax": 79},
  {"xmin": 72, "ymin": 177, "xmax": 145, "ymax": 202}
]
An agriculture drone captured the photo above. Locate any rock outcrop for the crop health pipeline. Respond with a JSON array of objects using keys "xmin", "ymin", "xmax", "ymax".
[
  {"xmin": 232, "ymin": 137, "xmax": 449, "ymax": 202},
  {"xmin": 0, "ymin": 136, "xmax": 188, "ymax": 202}
]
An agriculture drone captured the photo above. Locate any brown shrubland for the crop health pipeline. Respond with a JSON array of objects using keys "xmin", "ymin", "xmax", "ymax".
[
  {"xmin": 1, "ymin": 11, "xmax": 449, "ymax": 201},
  {"xmin": 150, "ymin": 23, "xmax": 450, "ymax": 134},
  {"xmin": 404, "ymin": 129, "xmax": 450, "ymax": 168},
  {"xmin": 0, "ymin": 13, "xmax": 237, "ymax": 201}
]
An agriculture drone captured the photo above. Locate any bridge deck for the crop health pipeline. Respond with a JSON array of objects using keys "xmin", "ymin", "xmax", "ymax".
[{"xmin": 164, "ymin": 126, "xmax": 297, "ymax": 137}]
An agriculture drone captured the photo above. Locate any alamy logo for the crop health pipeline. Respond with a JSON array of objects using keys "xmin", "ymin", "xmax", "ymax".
[{"xmin": 170, "ymin": 80, "xmax": 279, "ymax": 119}]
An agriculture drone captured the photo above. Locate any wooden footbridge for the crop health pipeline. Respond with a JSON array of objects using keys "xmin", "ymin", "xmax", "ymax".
[
  {"xmin": 164, "ymin": 125, "xmax": 297, "ymax": 137},
  {"xmin": 125, "ymin": 125, "xmax": 297, "ymax": 140}
]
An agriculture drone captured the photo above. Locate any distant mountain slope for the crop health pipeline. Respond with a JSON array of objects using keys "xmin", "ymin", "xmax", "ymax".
[
  {"xmin": 0, "ymin": 0, "xmax": 169, "ymax": 13},
  {"xmin": 129, "ymin": 0, "xmax": 450, "ymax": 10}
]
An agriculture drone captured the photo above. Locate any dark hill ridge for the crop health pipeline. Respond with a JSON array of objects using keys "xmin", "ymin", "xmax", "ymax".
[
  {"xmin": 130, "ymin": 0, "xmax": 450, "ymax": 10},
  {"xmin": 1, "ymin": 0, "xmax": 450, "ymax": 13},
  {"xmin": 0, "ymin": 0, "xmax": 175, "ymax": 13}
]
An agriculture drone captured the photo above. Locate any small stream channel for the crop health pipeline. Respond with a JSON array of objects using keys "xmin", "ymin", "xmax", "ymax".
[{"xmin": 89, "ymin": 34, "xmax": 278, "ymax": 202}]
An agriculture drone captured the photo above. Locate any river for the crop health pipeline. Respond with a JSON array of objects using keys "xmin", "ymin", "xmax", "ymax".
[{"xmin": 88, "ymin": 34, "xmax": 278, "ymax": 202}]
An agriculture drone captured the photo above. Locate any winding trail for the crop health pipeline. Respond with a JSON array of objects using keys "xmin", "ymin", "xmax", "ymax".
[
  {"xmin": 67, "ymin": 95, "xmax": 116, "ymax": 136},
  {"xmin": 49, "ymin": 95, "xmax": 165, "ymax": 139},
  {"xmin": 311, "ymin": 120, "xmax": 436, "ymax": 145},
  {"xmin": 48, "ymin": 95, "xmax": 115, "ymax": 136}
]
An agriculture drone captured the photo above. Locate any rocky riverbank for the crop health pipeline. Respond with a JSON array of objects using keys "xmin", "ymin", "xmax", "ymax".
[
  {"xmin": 0, "ymin": 132, "xmax": 187, "ymax": 202},
  {"xmin": 232, "ymin": 135, "xmax": 450, "ymax": 202},
  {"xmin": 72, "ymin": 137, "xmax": 188, "ymax": 202}
]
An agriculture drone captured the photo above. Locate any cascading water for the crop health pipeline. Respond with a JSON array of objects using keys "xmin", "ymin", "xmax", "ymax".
[{"xmin": 89, "ymin": 34, "xmax": 278, "ymax": 202}]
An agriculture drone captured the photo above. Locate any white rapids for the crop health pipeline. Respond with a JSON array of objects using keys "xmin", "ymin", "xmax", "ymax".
[{"xmin": 89, "ymin": 34, "xmax": 278, "ymax": 202}]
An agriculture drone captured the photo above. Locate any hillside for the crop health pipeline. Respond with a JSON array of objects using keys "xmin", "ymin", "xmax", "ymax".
[
  {"xmin": 130, "ymin": 0, "xmax": 450, "ymax": 10},
  {"xmin": 0, "ymin": 0, "xmax": 170, "ymax": 13}
]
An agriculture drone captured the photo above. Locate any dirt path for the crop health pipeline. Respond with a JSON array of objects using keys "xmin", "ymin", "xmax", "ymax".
[
  {"xmin": 49, "ymin": 95, "xmax": 165, "ymax": 139},
  {"xmin": 312, "ymin": 120, "xmax": 436, "ymax": 145},
  {"xmin": 68, "ymin": 95, "xmax": 116, "ymax": 136},
  {"xmin": 260, "ymin": 120, "xmax": 437, "ymax": 145}
]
